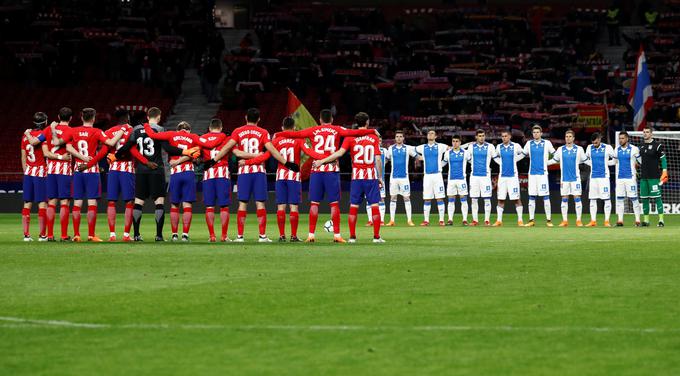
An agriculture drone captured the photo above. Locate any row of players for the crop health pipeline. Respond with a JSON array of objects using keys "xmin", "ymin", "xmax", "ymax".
[{"xmin": 19, "ymin": 107, "xmax": 668, "ymax": 243}]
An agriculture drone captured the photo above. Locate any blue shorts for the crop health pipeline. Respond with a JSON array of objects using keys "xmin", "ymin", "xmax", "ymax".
[
  {"xmin": 46, "ymin": 174, "xmax": 72, "ymax": 200},
  {"xmin": 107, "ymin": 171, "xmax": 135, "ymax": 201},
  {"xmin": 275, "ymin": 180, "xmax": 301, "ymax": 205},
  {"xmin": 237, "ymin": 173, "xmax": 267, "ymax": 202},
  {"xmin": 308, "ymin": 172, "xmax": 340, "ymax": 203},
  {"xmin": 23, "ymin": 175, "xmax": 47, "ymax": 203},
  {"xmin": 350, "ymin": 179, "xmax": 380, "ymax": 206},
  {"xmin": 168, "ymin": 171, "xmax": 196, "ymax": 204},
  {"xmin": 203, "ymin": 178, "xmax": 231, "ymax": 207},
  {"xmin": 72, "ymin": 172, "xmax": 101, "ymax": 200}
]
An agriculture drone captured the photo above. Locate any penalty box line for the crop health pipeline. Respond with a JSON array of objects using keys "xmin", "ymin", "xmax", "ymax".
[{"xmin": 0, "ymin": 316, "xmax": 678, "ymax": 334}]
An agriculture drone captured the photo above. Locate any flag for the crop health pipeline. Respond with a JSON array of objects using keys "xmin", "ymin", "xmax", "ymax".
[
  {"xmin": 287, "ymin": 88, "xmax": 317, "ymax": 130},
  {"xmin": 628, "ymin": 48, "xmax": 654, "ymax": 131}
]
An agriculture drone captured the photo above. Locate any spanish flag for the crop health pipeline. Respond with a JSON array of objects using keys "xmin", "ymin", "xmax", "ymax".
[{"xmin": 287, "ymin": 88, "xmax": 317, "ymax": 130}]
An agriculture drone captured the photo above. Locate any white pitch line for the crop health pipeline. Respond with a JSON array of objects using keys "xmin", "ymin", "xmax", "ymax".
[{"xmin": 0, "ymin": 316, "xmax": 678, "ymax": 334}]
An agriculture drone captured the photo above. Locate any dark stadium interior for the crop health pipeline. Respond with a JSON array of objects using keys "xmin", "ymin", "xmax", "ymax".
[{"xmin": 1, "ymin": 0, "xmax": 678, "ymax": 183}]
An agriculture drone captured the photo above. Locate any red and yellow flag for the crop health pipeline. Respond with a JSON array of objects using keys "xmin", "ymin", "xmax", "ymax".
[{"xmin": 287, "ymin": 88, "xmax": 317, "ymax": 130}]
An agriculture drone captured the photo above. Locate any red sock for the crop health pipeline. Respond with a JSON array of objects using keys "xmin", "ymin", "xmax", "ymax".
[
  {"xmin": 205, "ymin": 207, "xmax": 215, "ymax": 238},
  {"xmin": 170, "ymin": 207, "xmax": 180, "ymax": 234},
  {"xmin": 256, "ymin": 208, "xmax": 267, "ymax": 236},
  {"xmin": 237, "ymin": 209, "xmax": 247, "ymax": 237},
  {"xmin": 371, "ymin": 205, "xmax": 381, "ymax": 239},
  {"xmin": 276, "ymin": 210, "xmax": 286, "ymax": 237},
  {"xmin": 22, "ymin": 208, "xmax": 30, "ymax": 236},
  {"xmin": 87, "ymin": 205, "xmax": 97, "ymax": 237},
  {"xmin": 348, "ymin": 206, "xmax": 358, "ymax": 238},
  {"xmin": 72, "ymin": 206, "xmax": 81, "ymax": 237},
  {"xmin": 330, "ymin": 202, "xmax": 341, "ymax": 235},
  {"xmin": 107, "ymin": 201, "xmax": 116, "ymax": 233},
  {"xmin": 60, "ymin": 204, "xmax": 69, "ymax": 239},
  {"xmin": 46, "ymin": 204, "xmax": 56, "ymax": 238},
  {"xmin": 290, "ymin": 211, "xmax": 299, "ymax": 237},
  {"xmin": 38, "ymin": 207, "xmax": 46, "ymax": 237},
  {"xmin": 220, "ymin": 207, "xmax": 229, "ymax": 239},
  {"xmin": 182, "ymin": 207, "xmax": 192, "ymax": 234},
  {"xmin": 309, "ymin": 202, "xmax": 319, "ymax": 234},
  {"xmin": 124, "ymin": 202, "xmax": 133, "ymax": 234}
]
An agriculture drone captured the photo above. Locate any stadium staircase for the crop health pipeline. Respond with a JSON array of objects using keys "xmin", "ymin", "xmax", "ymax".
[{"xmin": 597, "ymin": 25, "xmax": 647, "ymax": 69}]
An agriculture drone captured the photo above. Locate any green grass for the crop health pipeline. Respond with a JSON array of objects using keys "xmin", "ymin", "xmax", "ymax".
[{"xmin": 1, "ymin": 212, "xmax": 680, "ymax": 375}]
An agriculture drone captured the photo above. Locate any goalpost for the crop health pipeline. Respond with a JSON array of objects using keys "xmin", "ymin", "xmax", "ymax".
[{"xmin": 618, "ymin": 131, "xmax": 680, "ymax": 214}]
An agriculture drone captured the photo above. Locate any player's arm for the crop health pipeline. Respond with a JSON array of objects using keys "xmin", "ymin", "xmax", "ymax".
[
  {"xmin": 51, "ymin": 123, "xmax": 66, "ymax": 146},
  {"xmin": 313, "ymin": 147, "xmax": 347, "ymax": 167},
  {"xmin": 102, "ymin": 130, "xmax": 124, "ymax": 147},
  {"xmin": 83, "ymin": 145, "xmax": 109, "ymax": 169},
  {"xmin": 213, "ymin": 138, "xmax": 238, "ymax": 161},
  {"xmin": 169, "ymin": 156, "xmax": 191, "ymax": 167},
  {"xmin": 194, "ymin": 134, "xmax": 223, "ymax": 149},
  {"xmin": 160, "ymin": 141, "xmax": 191, "ymax": 157},
  {"xmin": 658, "ymin": 143, "xmax": 668, "ymax": 183},
  {"xmin": 24, "ymin": 130, "xmax": 46, "ymax": 146},
  {"xmin": 65, "ymin": 143, "xmax": 91, "ymax": 162},
  {"xmin": 277, "ymin": 128, "xmax": 313, "ymax": 139},
  {"xmin": 300, "ymin": 141, "xmax": 326, "ymax": 160},
  {"xmin": 41, "ymin": 143, "xmax": 66, "ymax": 161},
  {"xmin": 338, "ymin": 127, "xmax": 376, "ymax": 137},
  {"xmin": 20, "ymin": 148, "xmax": 27, "ymax": 172},
  {"xmin": 515, "ymin": 144, "xmax": 525, "ymax": 161},
  {"xmin": 128, "ymin": 145, "xmax": 149, "ymax": 165},
  {"xmin": 143, "ymin": 123, "xmax": 172, "ymax": 141},
  {"xmin": 264, "ymin": 141, "xmax": 294, "ymax": 167},
  {"xmin": 492, "ymin": 146, "xmax": 501, "ymax": 164},
  {"xmin": 242, "ymin": 151, "xmax": 271, "ymax": 166},
  {"xmin": 375, "ymin": 143, "xmax": 384, "ymax": 185}
]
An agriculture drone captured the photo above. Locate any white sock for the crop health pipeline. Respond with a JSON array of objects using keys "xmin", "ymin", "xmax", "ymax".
[
  {"xmin": 616, "ymin": 198, "xmax": 625, "ymax": 222},
  {"xmin": 561, "ymin": 199, "xmax": 569, "ymax": 221},
  {"xmin": 590, "ymin": 200, "xmax": 598, "ymax": 222},
  {"xmin": 604, "ymin": 200, "xmax": 611, "ymax": 221},
  {"xmin": 366, "ymin": 205, "xmax": 372, "ymax": 223},
  {"xmin": 543, "ymin": 197, "xmax": 551, "ymax": 221},
  {"xmin": 405, "ymin": 200, "xmax": 412, "ymax": 222},
  {"xmin": 461, "ymin": 198, "xmax": 468, "ymax": 222},
  {"xmin": 496, "ymin": 205, "xmax": 504, "ymax": 222},
  {"xmin": 528, "ymin": 197, "xmax": 536, "ymax": 220},
  {"xmin": 575, "ymin": 198, "xmax": 582, "ymax": 220},
  {"xmin": 424, "ymin": 202, "xmax": 431, "ymax": 223},
  {"xmin": 379, "ymin": 202, "xmax": 385, "ymax": 222},
  {"xmin": 390, "ymin": 199, "xmax": 397, "ymax": 222},
  {"xmin": 471, "ymin": 199, "xmax": 479, "ymax": 222},
  {"xmin": 484, "ymin": 199, "xmax": 491, "ymax": 222},
  {"xmin": 447, "ymin": 198, "xmax": 455, "ymax": 221},
  {"xmin": 516, "ymin": 205, "xmax": 523, "ymax": 223},
  {"xmin": 437, "ymin": 201, "xmax": 445, "ymax": 222},
  {"xmin": 632, "ymin": 198, "xmax": 641, "ymax": 222}
]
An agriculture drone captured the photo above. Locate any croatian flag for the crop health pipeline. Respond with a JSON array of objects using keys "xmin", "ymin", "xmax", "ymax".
[{"xmin": 627, "ymin": 47, "xmax": 654, "ymax": 131}]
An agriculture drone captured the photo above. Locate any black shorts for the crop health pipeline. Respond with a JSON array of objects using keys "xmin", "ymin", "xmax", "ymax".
[{"xmin": 135, "ymin": 173, "xmax": 166, "ymax": 200}]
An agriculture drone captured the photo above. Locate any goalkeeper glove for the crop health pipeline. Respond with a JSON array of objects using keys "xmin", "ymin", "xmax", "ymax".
[
  {"xmin": 203, "ymin": 159, "xmax": 217, "ymax": 170},
  {"xmin": 284, "ymin": 162, "xmax": 300, "ymax": 172},
  {"xmin": 661, "ymin": 170, "xmax": 669, "ymax": 184},
  {"xmin": 182, "ymin": 146, "xmax": 201, "ymax": 159},
  {"xmin": 106, "ymin": 153, "xmax": 117, "ymax": 164}
]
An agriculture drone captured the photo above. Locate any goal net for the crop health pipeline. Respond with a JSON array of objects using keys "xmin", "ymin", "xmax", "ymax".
[{"xmin": 619, "ymin": 131, "xmax": 680, "ymax": 214}]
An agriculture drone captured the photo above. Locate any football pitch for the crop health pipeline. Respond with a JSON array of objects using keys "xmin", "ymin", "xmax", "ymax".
[{"xmin": 1, "ymin": 212, "xmax": 679, "ymax": 375}]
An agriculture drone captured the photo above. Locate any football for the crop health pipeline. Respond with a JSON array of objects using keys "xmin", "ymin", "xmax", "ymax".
[{"xmin": 323, "ymin": 220, "xmax": 333, "ymax": 232}]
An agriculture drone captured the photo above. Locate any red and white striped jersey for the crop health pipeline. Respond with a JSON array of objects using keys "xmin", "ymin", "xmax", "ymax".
[
  {"xmin": 231, "ymin": 124, "xmax": 270, "ymax": 175},
  {"xmin": 342, "ymin": 134, "xmax": 382, "ymax": 180},
  {"xmin": 272, "ymin": 136, "xmax": 303, "ymax": 181},
  {"xmin": 106, "ymin": 124, "xmax": 135, "ymax": 173},
  {"xmin": 62, "ymin": 126, "xmax": 110, "ymax": 174},
  {"xmin": 143, "ymin": 124, "xmax": 224, "ymax": 175},
  {"xmin": 277, "ymin": 124, "xmax": 376, "ymax": 173},
  {"xmin": 43, "ymin": 124, "xmax": 73, "ymax": 176},
  {"xmin": 201, "ymin": 132, "xmax": 230, "ymax": 180},
  {"xmin": 22, "ymin": 129, "xmax": 47, "ymax": 177}
]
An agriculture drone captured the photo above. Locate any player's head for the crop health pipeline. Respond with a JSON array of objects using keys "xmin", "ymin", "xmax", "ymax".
[
  {"xmin": 501, "ymin": 130, "xmax": 511, "ymax": 144},
  {"xmin": 531, "ymin": 124, "xmax": 542, "ymax": 140},
  {"xmin": 395, "ymin": 130, "xmax": 404, "ymax": 144},
  {"xmin": 427, "ymin": 130, "xmax": 437, "ymax": 142},
  {"xmin": 33, "ymin": 112, "xmax": 47, "ymax": 130},
  {"xmin": 58, "ymin": 107, "xmax": 72, "ymax": 123},
  {"xmin": 114, "ymin": 109, "xmax": 129, "ymax": 125},
  {"xmin": 320, "ymin": 109, "xmax": 333, "ymax": 125},
  {"xmin": 147, "ymin": 107, "xmax": 162, "ymax": 124},
  {"xmin": 176, "ymin": 121, "xmax": 191, "ymax": 132},
  {"xmin": 643, "ymin": 126, "xmax": 653, "ymax": 141},
  {"xmin": 619, "ymin": 130, "xmax": 629, "ymax": 146},
  {"xmin": 591, "ymin": 132, "xmax": 602, "ymax": 147},
  {"xmin": 209, "ymin": 118, "xmax": 223, "ymax": 132},
  {"xmin": 451, "ymin": 134, "xmax": 461, "ymax": 148},
  {"xmin": 565, "ymin": 130, "xmax": 575, "ymax": 145},
  {"xmin": 354, "ymin": 112, "xmax": 369, "ymax": 129},
  {"xmin": 475, "ymin": 129, "xmax": 485, "ymax": 144},
  {"xmin": 246, "ymin": 108, "xmax": 260, "ymax": 124},
  {"xmin": 81, "ymin": 108, "xmax": 96, "ymax": 125},
  {"xmin": 281, "ymin": 116, "xmax": 295, "ymax": 131}
]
